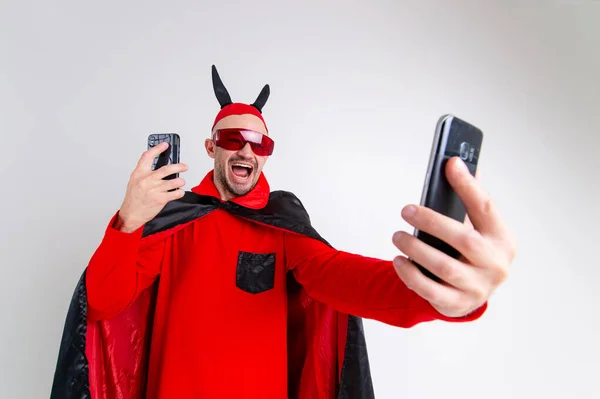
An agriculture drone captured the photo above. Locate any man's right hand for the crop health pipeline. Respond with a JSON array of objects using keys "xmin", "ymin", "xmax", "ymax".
[{"xmin": 115, "ymin": 142, "xmax": 188, "ymax": 233}]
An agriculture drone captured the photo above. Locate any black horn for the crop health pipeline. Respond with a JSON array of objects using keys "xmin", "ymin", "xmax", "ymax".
[
  {"xmin": 251, "ymin": 84, "xmax": 270, "ymax": 113},
  {"xmin": 211, "ymin": 65, "xmax": 232, "ymax": 109}
]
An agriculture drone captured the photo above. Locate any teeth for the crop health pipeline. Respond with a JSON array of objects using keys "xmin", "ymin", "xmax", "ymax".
[{"xmin": 233, "ymin": 163, "xmax": 252, "ymax": 169}]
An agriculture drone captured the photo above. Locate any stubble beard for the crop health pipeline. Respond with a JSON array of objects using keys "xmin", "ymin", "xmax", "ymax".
[{"xmin": 215, "ymin": 161, "xmax": 259, "ymax": 199}]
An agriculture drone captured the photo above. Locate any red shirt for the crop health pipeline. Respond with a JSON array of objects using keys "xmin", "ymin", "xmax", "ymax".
[{"xmin": 85, "ymin": 171, "xmax": 485, "ymax": 399}]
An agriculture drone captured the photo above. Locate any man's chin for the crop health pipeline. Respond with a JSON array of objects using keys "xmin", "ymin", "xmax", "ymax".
[{"xmin": 226, "ymin": 176, "xmax": 255, "ymax": 197}]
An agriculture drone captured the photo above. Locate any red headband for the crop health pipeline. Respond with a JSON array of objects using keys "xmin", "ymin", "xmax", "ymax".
[
  {"xmin": 211, "ymin": 65, "xmax": 270, "ymax": 132},
  {"xmin": 212, "ymin": 103, "xmax": 268, "ymax": 131}
]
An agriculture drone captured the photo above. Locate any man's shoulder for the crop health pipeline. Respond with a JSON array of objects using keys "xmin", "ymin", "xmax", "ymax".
[
  {"xmin": 268, "ymin": 190, "xmax": 308, "ymax": 210},
  {"xmin": 255, "ymin": 190, "xmax": 330, "ymax": 245},
  {"xmin": 142, "ymin": 191, "xmax": 218, "ymax": 237},
  {"xmin": 261, "ymin": 190, "xmax": 310, "ymax": 221}
]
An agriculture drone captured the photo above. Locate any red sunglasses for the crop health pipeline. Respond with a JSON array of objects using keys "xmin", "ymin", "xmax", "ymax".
[{"xmin": 213, "ymin": 128, "xmax": 275, "ymax": 156}]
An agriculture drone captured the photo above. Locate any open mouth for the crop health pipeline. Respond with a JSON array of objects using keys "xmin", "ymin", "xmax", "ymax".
[{"xmin": 230, "ymin": 162, "xmax": 254, "ymax": 180}]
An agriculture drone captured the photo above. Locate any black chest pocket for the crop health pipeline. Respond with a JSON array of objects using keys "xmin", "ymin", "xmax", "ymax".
[{"xmin": 236, "ymin": 251, "xmax": 276, "ymax": 294}]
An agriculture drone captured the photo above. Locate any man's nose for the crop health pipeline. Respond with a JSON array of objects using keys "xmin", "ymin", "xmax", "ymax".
[{"xmin": 237, "ymin": 142, "xmax": 254, "ymax": 157}]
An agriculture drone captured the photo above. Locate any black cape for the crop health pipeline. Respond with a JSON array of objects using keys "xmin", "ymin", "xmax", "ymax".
[{"xmin": 50, "ymin": 190, "xmax": 375, "ymax": 399}]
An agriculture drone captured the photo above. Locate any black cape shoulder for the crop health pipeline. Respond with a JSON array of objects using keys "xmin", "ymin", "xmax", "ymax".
[{"xmin": 143, "ymin": 190, "xmax": 330, "ymax": 246}]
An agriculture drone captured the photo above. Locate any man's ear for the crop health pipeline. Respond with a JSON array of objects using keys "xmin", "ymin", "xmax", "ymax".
[{"xmin": 205, "ymin": 138, "xmax": 216, "ymax": 159}]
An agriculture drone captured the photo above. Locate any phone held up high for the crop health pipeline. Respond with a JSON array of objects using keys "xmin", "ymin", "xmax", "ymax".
[
  {"xmin": 413, "ymin": 115, "xmax": 483, "ymax": 282},
  {"xmin": 148, "ymin": 133, "xmax": 181, "ymax": 182}
]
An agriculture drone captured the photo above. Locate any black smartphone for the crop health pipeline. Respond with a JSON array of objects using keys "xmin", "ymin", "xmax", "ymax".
[
  {"xmin": 148, "ymin": 133, "xmax": 180, "ymax": 181},
  {"xmin": 413, "ymin": 115, "xmax": 483, "ymax": 282}
]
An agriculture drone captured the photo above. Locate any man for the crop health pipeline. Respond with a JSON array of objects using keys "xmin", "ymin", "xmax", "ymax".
[{"xmin": 51, "ymin": 65, "xmax": 516, "ymax": 399}]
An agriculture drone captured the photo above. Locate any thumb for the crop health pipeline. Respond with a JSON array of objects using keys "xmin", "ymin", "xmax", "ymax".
[{"xmin": 464, "ymin": 166, "xmax": 482, "ymax": 227}]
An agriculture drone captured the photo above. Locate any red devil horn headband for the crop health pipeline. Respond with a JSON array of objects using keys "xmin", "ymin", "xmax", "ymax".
[{"xmin": 211, "ymin": 65, "xmax": 270, "ymax": 131}]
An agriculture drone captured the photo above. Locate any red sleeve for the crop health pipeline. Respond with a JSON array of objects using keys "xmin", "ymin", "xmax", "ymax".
[
  {"xmin": 284, "ymin": 232, "xmax": 486, "ymax": 328},
  {"xmin": 85, "ymin": 211, "xmax": 165, "ymax": 321}
]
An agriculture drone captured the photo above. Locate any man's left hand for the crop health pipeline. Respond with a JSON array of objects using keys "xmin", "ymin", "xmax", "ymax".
[{"xmin": 391, "ymin": 157, "xmax": 518, "ymax": 318}]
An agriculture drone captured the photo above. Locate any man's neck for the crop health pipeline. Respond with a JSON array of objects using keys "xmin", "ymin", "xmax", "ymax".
[
  {"xmin": 212, "ymin": 175, "xmax": 237, "ymax": 202},
  {"xmin": 215, "ymin": 184, "xmax": 235, "ymax": 202}
]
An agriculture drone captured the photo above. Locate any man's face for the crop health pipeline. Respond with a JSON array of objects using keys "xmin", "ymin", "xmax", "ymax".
[{"xmin": 205, "ymin": 114, "xmax": 270, "ymax": 201}]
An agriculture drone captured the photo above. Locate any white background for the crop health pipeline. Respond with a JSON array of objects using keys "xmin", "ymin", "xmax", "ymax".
[{"xmin": 1, "ymin": 1, "xmax": 599, "ymax": 398}]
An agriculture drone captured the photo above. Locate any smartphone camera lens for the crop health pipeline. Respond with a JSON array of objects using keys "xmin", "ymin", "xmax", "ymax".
[{"xmin": 459, "ymin": 142, "xmax": 470, "ymax": 160}]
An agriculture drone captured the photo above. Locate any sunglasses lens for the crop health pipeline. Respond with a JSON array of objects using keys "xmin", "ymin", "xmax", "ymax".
[
  {"xmin": 242, "ymin": 130, "xmax": 274, "ymax": 156},
  {"xmin": 215, "ymin": 129, "xmax": 274, "ymax": 156},
  {"xmin": 219, "ymin": 131, "xmax": 245, "ymax": 151}
]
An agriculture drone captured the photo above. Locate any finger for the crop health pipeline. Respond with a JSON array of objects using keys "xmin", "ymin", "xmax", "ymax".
[
  {"xmin": 464, "ymin": 168, "xmax": 480, "ymax": 227},
  {"xmin": 401, "ymin": 205, "xmax": 490, "ymax": 267},
  {"xmin": 392, "ymin": 230, "xmax": 475, "ymax": 290},
  {"xmin": 163, "ymin": 185, "xmax": 186, "ymax": 201},
  {"xmin": 137, "ymin": 142, "xmax": 169, "ymax": 171},
  {"xmin": 156, "ymin": 177, "xmax": 186, "ymax": 192},
  {"xmin": 464, "ymin": 213, "xmax": 473, "ymax": 228},
  {"xmin": 154, "ymin": 163, "xmax": 188, "ymax": 180},
  {"xmin": 445, "ymin": 157, "xmax": 506, "ymax": 237},
  {"xmin": 392, "ymin": 255, "xmax": 463, "ymax": 308}
]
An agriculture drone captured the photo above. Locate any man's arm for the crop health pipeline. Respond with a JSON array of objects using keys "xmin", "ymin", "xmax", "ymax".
[
  {"xmin": 84, "ymin": 143, "xmax": 188, "ymax": 321},
  {"xmin": 284, "ymin": 231, "xmax": 486, "ymax": 328},
  {"xmin": 85, "ymin": 211, "xmax": 165, "ymax": 321}
]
